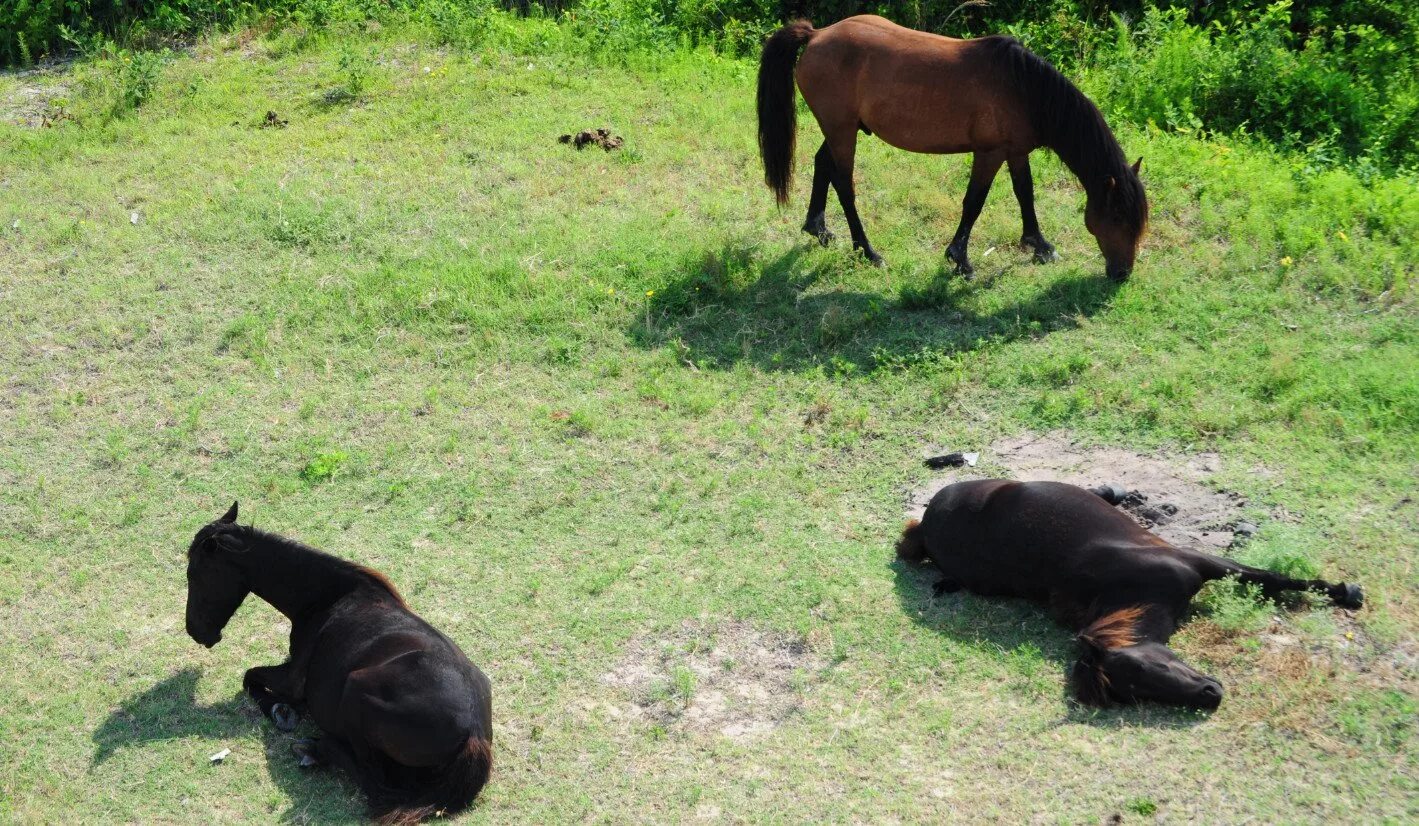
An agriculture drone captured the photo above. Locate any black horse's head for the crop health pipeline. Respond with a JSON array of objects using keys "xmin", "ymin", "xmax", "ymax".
[
  {"xmin": 185, "ymin": 502, "xmax": 251, "ymax": 648},
  {"xmin": 1071, "ymin": 606, "xmax": 1222, "ymax": 711},
  {"xmin": 1084, "ymin": 157, "xmax": 1148, "ymax": 282}
]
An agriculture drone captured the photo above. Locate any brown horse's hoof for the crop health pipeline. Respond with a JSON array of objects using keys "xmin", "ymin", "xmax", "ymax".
[{"xmin": 271, "ymin": 702, "xmax": 300, "ymax": 732}]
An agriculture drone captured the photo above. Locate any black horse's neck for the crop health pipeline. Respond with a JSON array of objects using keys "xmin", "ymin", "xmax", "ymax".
[{"xmin": 235, "ymin": 527, "xmax": 400, "ymax": 622}]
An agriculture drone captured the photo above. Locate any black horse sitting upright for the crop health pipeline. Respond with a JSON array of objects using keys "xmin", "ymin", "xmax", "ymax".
[
  {"xmin": 898, "ymin": 479, "xmax": 1363, "ymax": 710},
  {"xmin": 184, "ymin": 503, "xmax": 492, "ymax": 823}
]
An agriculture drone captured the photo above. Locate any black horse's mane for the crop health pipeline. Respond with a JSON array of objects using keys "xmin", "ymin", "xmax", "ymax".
[
  {"xmin": 984, "ymin": 36, "xmax": 1147, "ymax": 235},
  {"xmin": 236, "ymin": 524, "xmax": 406, "ymax": 605}
]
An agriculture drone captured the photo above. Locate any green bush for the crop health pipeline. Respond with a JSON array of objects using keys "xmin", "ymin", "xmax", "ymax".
[{"xmin": 4, "ymin": 0, "xmax": 1415, "ymax": 169}]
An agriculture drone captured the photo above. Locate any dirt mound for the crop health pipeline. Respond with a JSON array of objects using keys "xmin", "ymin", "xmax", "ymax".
[
  {"xmin": 602, "ymin": 621, "xmax": 825, "ymax": 739},
  {"xmin": 908, "ymin": 432, "xmax": 1248, "ymax": 549},
  {"xmin": 559, "ymin": 127, "xmax": 623, "ymax": 151}
]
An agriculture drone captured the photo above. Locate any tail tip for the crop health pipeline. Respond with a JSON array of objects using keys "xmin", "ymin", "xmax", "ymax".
[{"xmin": 896, "ymin": 519, "xmax": 926, "ymax": 562}]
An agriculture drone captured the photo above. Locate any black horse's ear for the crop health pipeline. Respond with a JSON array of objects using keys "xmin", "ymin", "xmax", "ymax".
[
  {"xmin": 1132, "ymin": 156, "xmax": 1143, "ymax": 175},
  {"xmin": 1106, "ymin": 175, "xmax": 1117, "ymax": 191},
  {"xmin": 211, "ymin": 531, "xmax": 248, "ymax": 553},
  {"xmin": 219, "ymin": 501, "xmax": 239, "ymax": 524}
]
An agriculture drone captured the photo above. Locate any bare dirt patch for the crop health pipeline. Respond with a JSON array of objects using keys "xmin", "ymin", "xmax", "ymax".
[
  {"xmin": 1, "ymin": 61, "xmax": 75, "ymax": 128},
  {"xmin": 907, "ymin": 431, "xmax": 1247, "ymax": 549},
  {"xmin": 601, "ymin": 621, "xmax": 826, "ymax": 739},
  {"xmin": 559, "ymin": 127, "xmax": 624, "ymax": 151}
]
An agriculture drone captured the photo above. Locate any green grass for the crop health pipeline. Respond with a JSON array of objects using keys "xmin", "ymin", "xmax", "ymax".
[{"xmin": 1, "ymin": 19, "xmax": 1416, "ymax": 822}]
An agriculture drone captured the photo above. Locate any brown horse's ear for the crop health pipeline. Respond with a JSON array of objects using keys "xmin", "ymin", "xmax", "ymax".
[
  {"xmin": 219, "ymin": 501, "xmax": 239, "ymax": 524},
  {"xmin": 1131, "ymin": 156, "xmax": 1143, "ymax": 175}
]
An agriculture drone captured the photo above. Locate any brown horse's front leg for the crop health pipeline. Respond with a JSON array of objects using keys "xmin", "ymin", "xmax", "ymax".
[
  {"xmin": 1008, "ymin": 154, "xmax": 1057, "ymax": 263},
  {"xmin": 946, "ymin": 152, "xmax": 1005, "ymax": 278},
  {"xmin": 244, "ymin": 664, "xmax": 305, "ymax": 731}
]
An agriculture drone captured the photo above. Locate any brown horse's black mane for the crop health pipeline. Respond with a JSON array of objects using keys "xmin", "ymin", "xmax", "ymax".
[
  {"xmin": 984, "ymin": 36, "xmax": 1147, "ymax": 235},
  {"xmin": 234, "ymin": 524, "xmax": 407, "ymax": 606}
]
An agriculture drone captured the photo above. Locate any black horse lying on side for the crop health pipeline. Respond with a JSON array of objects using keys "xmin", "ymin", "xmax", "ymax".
[
  {"xmin": 898, "ymin": 479, "xmax": 1363, "ymax": 710},
  {"xmin": 184, "ymin": 503, "xmax": 492, "ymax": 823}
]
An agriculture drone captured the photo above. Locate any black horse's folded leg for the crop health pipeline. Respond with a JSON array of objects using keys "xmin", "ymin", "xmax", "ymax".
[
  {"xmin": 244, "ymin": 663, "xmax": 304, "ymax": 730},
  {"xmin": 292, "ymin": 738, "xmax": 321, "ymax": 769},
  {"xmin": 933, "ymin": 577, "xmax": 962, "ymax": 596}
]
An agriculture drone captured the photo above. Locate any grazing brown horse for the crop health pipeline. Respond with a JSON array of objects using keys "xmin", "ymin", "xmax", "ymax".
[
  {"xmin": 185, "ymin": 503, "xmax": 492, "ymax": 823},
  {"xmin": 898, "ymin": 480, "xmax": 1363, "ymax": 709},
  {"xmin": 758, "ymin": 15, "xmax": 1147, "ymax": 279}
]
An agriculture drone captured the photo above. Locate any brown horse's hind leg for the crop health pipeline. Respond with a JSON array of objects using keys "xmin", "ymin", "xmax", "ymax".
[
  {"xmin": 802, "ymin": 142, "xmax": 835, "ymax": 245},
  {"xmin": 823, "ymin": 130, "xmax": 883, "ymax": 266},
  {"xmin": 945, "ymin": 152, "xmax": 1005, "ymax": 278},
  {"xmin": 1008, "ymin": 154, "xmax": 1057, "ymax": 263}
]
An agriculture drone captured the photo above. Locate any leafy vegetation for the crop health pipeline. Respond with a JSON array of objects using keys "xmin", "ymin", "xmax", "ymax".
[
  {"xmin": 1, "ymin": 8, "xmax": 1413, "ymax": 824},
  {"xmin": 6, "ymin": 1, "xmax": 1417, "ymax": 169}
]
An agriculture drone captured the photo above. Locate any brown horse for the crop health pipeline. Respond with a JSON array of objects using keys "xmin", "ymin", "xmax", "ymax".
[
  {"xmin": 898, "ymin": 480, "xmax": 1362, "ymax": 709},
  {"xmin": 758, "ymin": 16, "xmax": 1147, "ymax": 280},
  {"xmin": 185, "ymin": 503, "xmax": 492, "ymax": 823}
]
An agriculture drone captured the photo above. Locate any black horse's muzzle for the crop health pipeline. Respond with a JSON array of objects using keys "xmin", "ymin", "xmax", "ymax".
[{"xmin": 1194, "ymin": 680, "xmax": 1224, "ymax": 710}]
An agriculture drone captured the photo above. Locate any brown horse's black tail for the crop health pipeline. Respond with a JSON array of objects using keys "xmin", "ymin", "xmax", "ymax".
[
  {"xmin": 758, "ymin": 19, "xmax": 815, "ymax": 205},
  {"xmin": 896, "ymin": 519, "xmax": 928, "ymax": 563},
  {"xmin": 371, "ymin": 736, "xmax": 493, "ymax": 825}
]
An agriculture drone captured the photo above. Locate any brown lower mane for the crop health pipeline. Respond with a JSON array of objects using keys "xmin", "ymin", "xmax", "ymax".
[{"xmin": 1078, "ymin": 605, "xmax": 1146, "ymax": 650}]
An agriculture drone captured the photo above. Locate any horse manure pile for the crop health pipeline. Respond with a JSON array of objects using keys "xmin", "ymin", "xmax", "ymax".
[
  {"xmin": 908, "ymin": 432, "xmax": 1250, "ymax": 550},
  {"xmin": 601, "ymin": 621, "xmax": 825, "ymax": 739},
  {"xmin": 558, "ymin": 127, "xmax": 624, "ymax": 151}
]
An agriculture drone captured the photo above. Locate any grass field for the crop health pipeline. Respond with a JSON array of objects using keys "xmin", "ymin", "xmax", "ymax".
[{"xmin": 1, "ymin": 18, "xmax": 1416, "ymax": 823}]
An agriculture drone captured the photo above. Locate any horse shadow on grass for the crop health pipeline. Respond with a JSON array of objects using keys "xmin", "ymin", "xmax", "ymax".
[
  {"xmin": 890, "ymin": 559, "xmax": 1211, "ymax": 729},
  {"xmin": 91, "ymin": 667, "xmax": 362, "ymax": 823},
  {"xmin": 628, "ymin": 241, "xmax": 1122, "ymax": 372}
]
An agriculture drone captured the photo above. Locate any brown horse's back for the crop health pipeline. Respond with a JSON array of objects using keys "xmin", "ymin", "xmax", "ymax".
[{"xmin": 796, "ymin": 16, "xmax": 1035, "ymax": 156}]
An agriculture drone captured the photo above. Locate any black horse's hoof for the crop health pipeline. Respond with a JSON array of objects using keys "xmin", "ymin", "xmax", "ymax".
[
  {"xmin": 858, "ymin": 247, "xmax": 885, "ymax": 268},
  {"xmin": 1089, "ymin": 483, "xmax": 1127, "ymax": 506},
  {"xmin": 292, "ymin": 738, "xmax": 320, "ymax": 768},
  {"xmin": 271, "ymin": 702, "xmax": 300, "ymax": 732},
  {"xmin": 1032, "ymin": 248, "xmax": 1059, "ymax": 264},
  {"xmin": 1333, "ymin": 583, "xmax": 1364, "ymax": 609},
  {"xmin": 1020, "ymin": 236, "xmax": 1057, "ymax": 264},
  {"xmin": 802, "ymin": 222, "xmax": 834, "ymax": 247}
]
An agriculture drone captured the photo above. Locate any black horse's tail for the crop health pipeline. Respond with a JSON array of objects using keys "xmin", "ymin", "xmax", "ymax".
[
  {"xmin": 896, "ymin": 519, "xmax": 928, "ymax": 563},
  {"xmin": 758, "ymin": 19, "xmax": 816, "ymax": 205},
  {"xmin": 370, "ymin": 736, "xmax": 493, "ymax": 825}
]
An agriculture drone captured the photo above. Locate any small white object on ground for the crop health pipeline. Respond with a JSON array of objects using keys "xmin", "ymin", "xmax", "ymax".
[
  {"xmin": 209, "ymin": 748, "xmax": 230, "ymax": 763},
  {"xmin": 981, "ymin": 246, "xmax": 995, "ymax": 258},
  {"xmin": 130, "ymin": 212, "xmax": 140, "ymax": 225},
  {"xmin": 963, "ymin": 452, "xmax": 979, "ymax": 467}
]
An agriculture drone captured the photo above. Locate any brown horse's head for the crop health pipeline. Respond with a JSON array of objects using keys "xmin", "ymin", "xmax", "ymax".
[
  {"xmin": 185, "ymin": 502, "xmax": 251, "ymax": 648},
  {"xmin": 1071, "ymin": 607, "xmax": 1222, "ymax": 710},
  {"xmin": 1085, "ymin": 157, "xmax": 1148, "ymax": 281}
]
